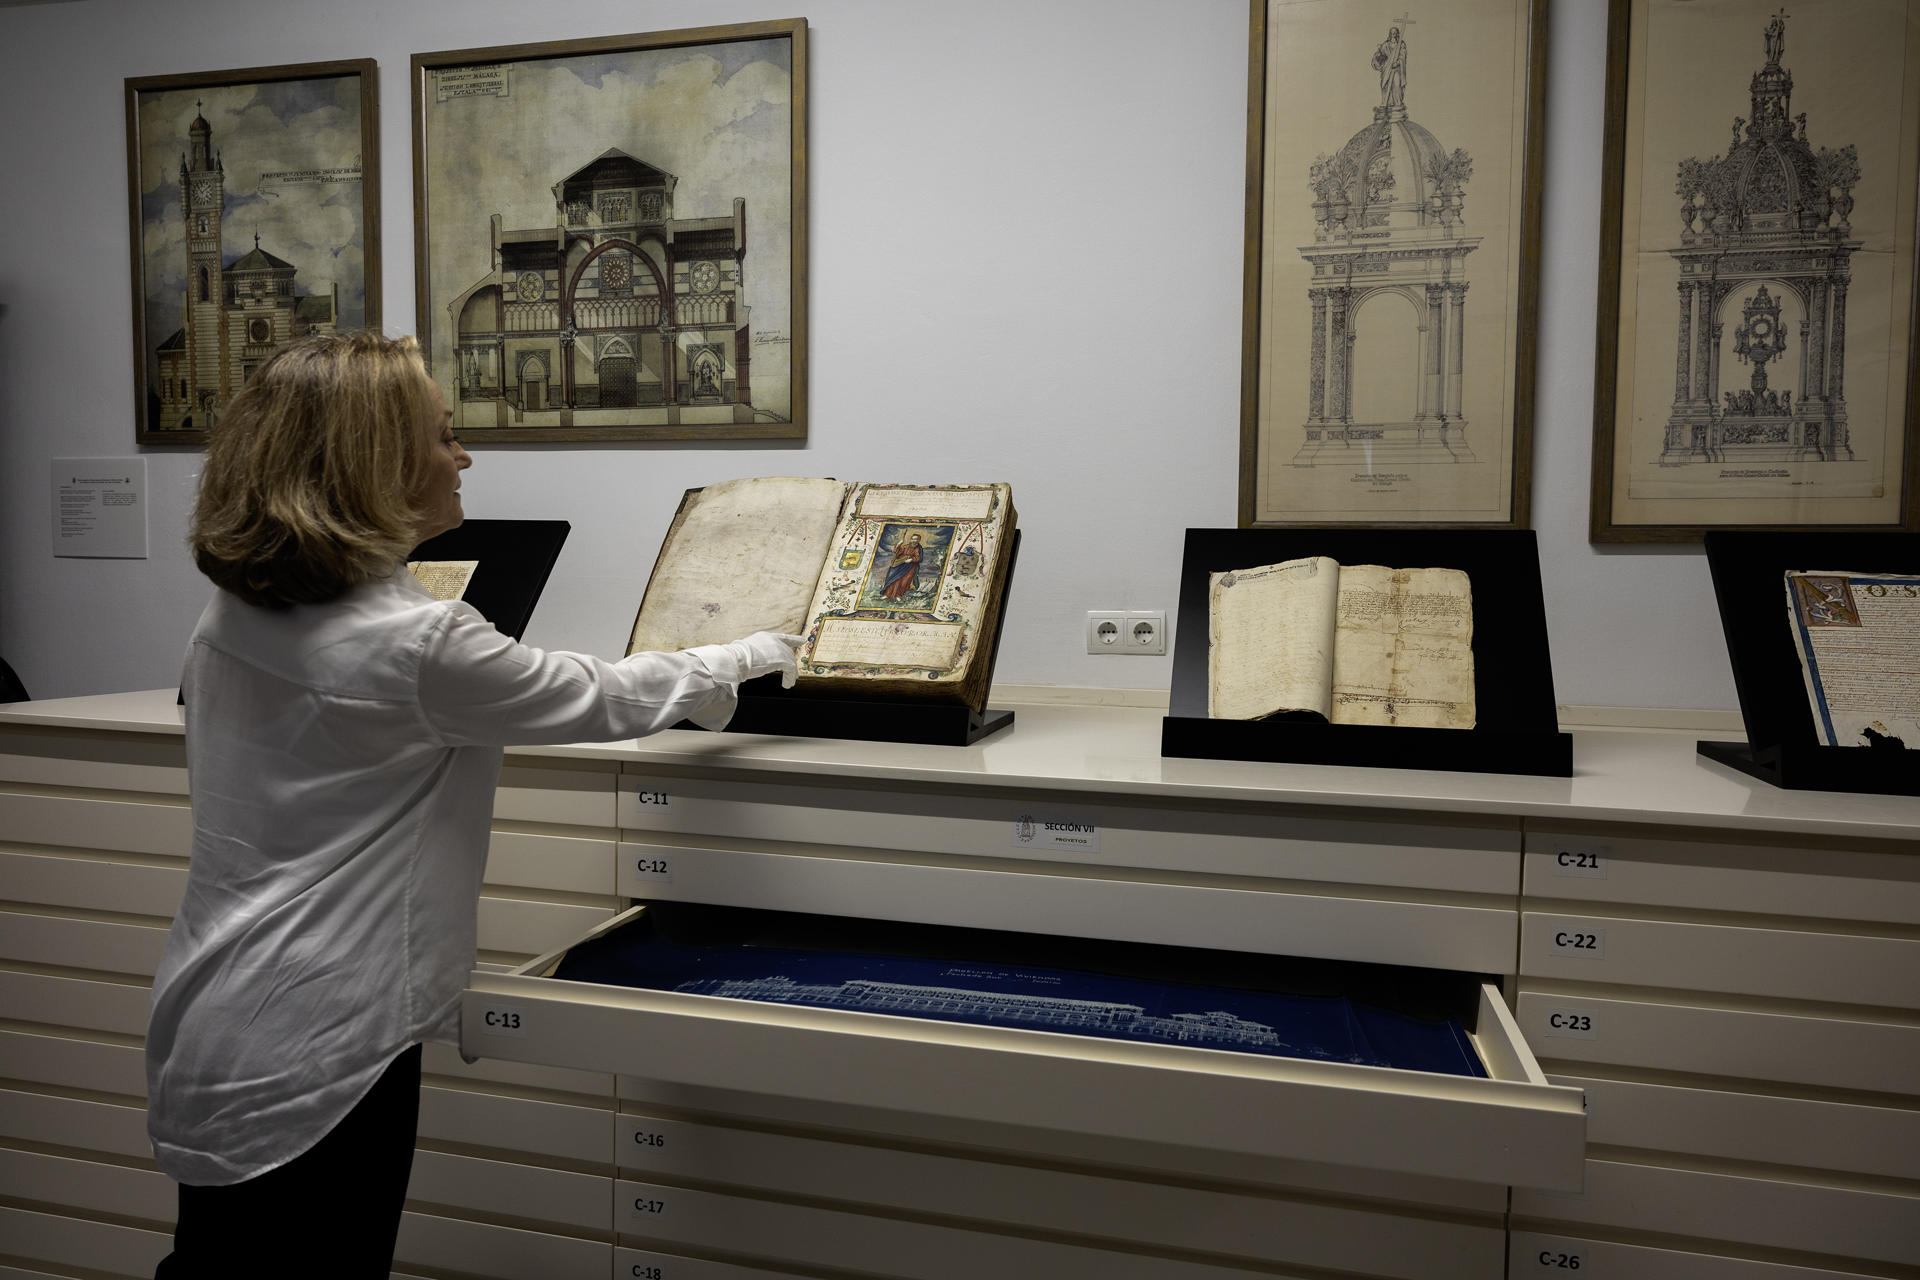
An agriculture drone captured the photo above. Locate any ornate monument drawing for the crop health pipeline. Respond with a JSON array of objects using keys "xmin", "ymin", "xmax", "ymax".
[
  {"xmin": 1662, "ymin": 10, "xmax": 1861, "ymax": 465},
  {"xmin": 1296, "ymin": 23, "xmax": 1479, "ymax": 466}
]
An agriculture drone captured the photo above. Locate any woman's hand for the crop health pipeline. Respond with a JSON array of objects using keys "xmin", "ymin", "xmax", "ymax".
[{"xmin": 731, "ymin": 632, "xmax": 807, "ymax": 688}]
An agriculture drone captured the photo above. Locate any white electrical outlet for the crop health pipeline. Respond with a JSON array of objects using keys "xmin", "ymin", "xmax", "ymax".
[{"xmin": 1086, "ymin": 610, "xmax": 1168, "ymax": 655}]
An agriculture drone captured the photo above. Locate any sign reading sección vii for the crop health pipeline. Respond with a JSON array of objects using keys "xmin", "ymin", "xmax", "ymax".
[{"xmin": 1011, "ymin": 814, "xmax": 1101, "ymax": 853}]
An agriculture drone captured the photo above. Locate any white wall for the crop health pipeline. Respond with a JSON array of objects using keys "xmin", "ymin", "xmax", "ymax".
[{"xmin": 0, "ymin": 0, "xmax": 1737, "ymax": 710}]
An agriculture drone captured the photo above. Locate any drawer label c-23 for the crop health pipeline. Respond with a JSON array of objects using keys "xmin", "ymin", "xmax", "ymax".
[{"xmin": 1012, "ymin": 814, "xmax": 1101, "ymax": 853}]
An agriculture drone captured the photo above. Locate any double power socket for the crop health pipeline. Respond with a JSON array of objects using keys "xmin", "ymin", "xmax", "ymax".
[{"xmin": 1085, "ymin": 610, "xmax": 1168, "ymax": 656}]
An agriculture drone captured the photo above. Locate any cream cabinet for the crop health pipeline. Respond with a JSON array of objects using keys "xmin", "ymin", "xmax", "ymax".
[{"xmin": 2, "ymin": 693, "xmax": 1916, "ymax": 1278}]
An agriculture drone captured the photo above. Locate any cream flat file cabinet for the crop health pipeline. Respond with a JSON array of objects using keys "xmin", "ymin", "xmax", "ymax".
[
  {"xmin": 1514, "ymin": 825, "xmax": 1920, "ymax": 1276},
  {"xmin": 0, "ymin": 714, "xmax": 631, "ymax": 1280}
]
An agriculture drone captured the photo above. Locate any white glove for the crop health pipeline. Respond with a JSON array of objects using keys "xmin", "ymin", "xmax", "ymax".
[{"xmin": 729, "ymin": 631, "xmax": 806, "ymax": 689}]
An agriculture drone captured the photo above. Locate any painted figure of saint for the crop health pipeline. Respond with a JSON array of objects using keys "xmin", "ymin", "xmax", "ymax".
[
  {"xmin": 1372, "ymin": 27, "xmax": 1407, "ymax": 110},
  {"xmin": 881, "ymin": 533, "xmax": 923, "ymax": 599}
]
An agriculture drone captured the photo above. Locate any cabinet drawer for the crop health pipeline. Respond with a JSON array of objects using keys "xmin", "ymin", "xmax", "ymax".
[
  {"xmin": 1520, "ymin": 912, "xmax": 1920, "ymax": 1008},
  {"xmin": 613, "ymin": 1111, "xmax": 1500, "ymax": 1280},
  {"xmin": 615, "ymin": 1248, "xmax": 810, "ymax": 1279},
  {"xmin": 465, "ymin": 907, "xmax": 1584, "ymax": 1191},
  {"xmin": 1510, "ymin": 1230, "xmax": 1889, "ymax": 1280},
  {"xmin": 0, "ymin": 911, "xmax": 169, "ymax": 979},
  {"xmin": 616, "ymin": 1178, "xmax": 1292, "ymax": 1279},
  {"xmin": 421, "ymin": 1041, "xmax": 612, "ymax": 1103},
  {"xmin": 1525, "ymin": 828, "xmax": 1920, "ymax": 925},
  {"xmin": 0, "ymin": 1031, "xmax": 146, "ymax": 1099},
  {"xmin": 484, "ymin": 830, "xmax": 616, "ymax": 895},
  {"xmin": 406, "ymin": 1149, "xmax": 608, "ymax": 1233},
  {"xmin": 0, "ymin": 733, "xmax": 187, "ymax": 794},
  {"xmin": 0, "ymin": 1148, "xmax": 171, "ymax": 1226},
  {"xmin": 475, "ymin": 896, "xmax": 617, "ymax": 960},
  {"xmin": 0, "ymin": 791, "xmax": 191, "ymax": 858},
  {"xmin": 0, "ymin": 1206, "xmax": 169, "ymax": 1279},
  {"xmin": 0, "ymin": 1089, "xmax": 148, "ymax": 1161},
  {"xmin": 418, "ymin": 1086, "xmax": 611, "ymax": 1167},
  {"xmin": 619, "ymin": 838, "xmax": 1517, "ymax": 973},
  {"xmin": 621, "ymin": 773, "xmax": 1521, "ymax": 894},
  {"xmin": 1515, "ymin": 991, "xmax": 1920, "ymax": 1095},
  {"xmin": 393, "ymin": 1210, "xmax": 607, "ymax": 1280},
  {"xmin": 1511, "ymin": 1157, "xmax": 1920, "ymax": 1266},
  {"xmin": 0, "ymin": 970, "xmax": 150, "ymax": 1037},
  {"xmin": 0, "ymin": 851, "xmax": 184, "ymax": 919},
  {"xmin": 1563, "ymin": 1073, "xmax": 1920, "ymax": 1180},
  {"xmin": 494, "ymin": 761, "xmax": 617, "ymax": 827}
]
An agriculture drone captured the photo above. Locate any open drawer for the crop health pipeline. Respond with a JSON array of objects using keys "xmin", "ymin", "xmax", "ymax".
[{"xmin": 462, "ymin": 904, "xmax": 1585, "ymax": 1191}]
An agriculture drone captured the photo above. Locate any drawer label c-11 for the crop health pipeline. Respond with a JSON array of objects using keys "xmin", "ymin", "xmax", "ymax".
[{"xmin": 1012, "ymin": 814, "xmax": 1101, "ymax": 853}]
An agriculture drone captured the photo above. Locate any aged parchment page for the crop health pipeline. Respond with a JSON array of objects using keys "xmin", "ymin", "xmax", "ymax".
[
  {"xmin": 1786, "ymin": 570, "xmax": 1920, "ymax": 749},
  {"xmin": 1207, "ymin": 557, "xmax": 1341, "ymax": 720},
  {"xmin": 1328, "ymin": 565, "xmax": 1476, "ymax": 728},
  {"xmin": 627, "ymin": 477, "xmax": 848, "ymax": 653},
  {"xmin": 405, "ymin": 560, "xmax": 478, "ymax": 601},
  {"xmin": 797, "ymin": 483, "xmax": 1015, "ymax": 703}
]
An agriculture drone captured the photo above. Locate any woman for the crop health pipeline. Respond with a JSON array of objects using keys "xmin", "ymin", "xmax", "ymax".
[{"xmin": 147, "ymin": 331, "xmax": 800, "ymax": 1275}]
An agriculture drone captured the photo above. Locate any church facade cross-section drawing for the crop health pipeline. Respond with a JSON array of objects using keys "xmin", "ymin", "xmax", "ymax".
[
  {"xmin": 447, "ymin": 150, "xmax": 757, "ymax": 430},
  {"xmin": 1296, "ymin": 24, "xmax": 1480, "ymax": 467},
  {"xmin": 1662, "ymin": 11, "xmax": 1860, "ymax": 466}
]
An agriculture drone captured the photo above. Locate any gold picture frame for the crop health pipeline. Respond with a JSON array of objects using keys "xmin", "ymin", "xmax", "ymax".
[
  {"xmin": 411, "ymin": 19, "xmax": 808, "ymax": 444},
  {"xmin": 1240, "ymin": 0, "xmax": 1547, "ymax": 528},
  {"xmin": 1590, "ymin": 0, "xmax": 1920, "ymax": 541},
  {"xmin": 126, "ymin": 60, "xmax": 380, "ymax": 446}
]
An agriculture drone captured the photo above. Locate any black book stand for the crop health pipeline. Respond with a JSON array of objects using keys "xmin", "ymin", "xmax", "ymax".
[{"xmin": 1161, "ymin": 529, "xmax": 1571, "ymax": 777}]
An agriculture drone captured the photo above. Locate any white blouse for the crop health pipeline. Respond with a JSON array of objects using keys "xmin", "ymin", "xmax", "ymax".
[{"xmin": 148, "ymin": 571, "xmax": 746, "ymax": 1185}]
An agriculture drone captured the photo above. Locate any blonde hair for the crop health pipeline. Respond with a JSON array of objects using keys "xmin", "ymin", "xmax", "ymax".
[{"xmin": 190, "ymin": 331, "xmax": 440, "ymax": 609}]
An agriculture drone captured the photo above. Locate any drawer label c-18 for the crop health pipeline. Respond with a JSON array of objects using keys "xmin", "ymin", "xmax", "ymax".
[{"xmin": 1012, "ymin": 814, "xmax": 1101, "ymax": 852}]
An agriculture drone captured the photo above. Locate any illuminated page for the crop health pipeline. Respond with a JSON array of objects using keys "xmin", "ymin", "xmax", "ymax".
[
  {"xmin": 1786, "ymin": 570, "xmax": 1920, "ymax": 749},
  {"xmin": 627, "ymin": 477, "xmax": 850, "ymax": 654},
  {"xmin": 796, "ymin": 483, "xmax": 1014, "ymax": 689},
  {"xmin": 406, "ymin": 560, "xmax": 478, "ymax": 601},
  {"xmin": 1206, "ymin": 556, "xmax": 1340, "ymax": 720},
  {"xmin": 1328, "ymin": 565, "xmax": 1476, "ymax": 729}
]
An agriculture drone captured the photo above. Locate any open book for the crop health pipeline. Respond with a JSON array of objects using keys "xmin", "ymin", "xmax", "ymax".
[
  {"xmin": 1209, "ymin": 557, "xmax": 1476, "ymax": 728},
  {"xmin": 628, "ymin": 478, "xmax": 1016, "ymax": 711},
  {"xmin": 1785, "ymin": 569, "xmax": 1919, "ymax": 750}
]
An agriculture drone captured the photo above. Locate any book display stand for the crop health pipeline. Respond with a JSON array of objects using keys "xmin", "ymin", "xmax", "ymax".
[
  {"xmin": 703, "ymin": 531, "xmax": 1023, "ymax": 748},
  {"xmin": 410, "ymin": 519, "xmax": 571, "ymax": 641},
  {"xmin": 1161, "ymin": 529, "xmax": 1571, "ymax": 777},
  {"xmin": 1699, "ymin": 531, "xmax": 1919, "ymax": 796}
]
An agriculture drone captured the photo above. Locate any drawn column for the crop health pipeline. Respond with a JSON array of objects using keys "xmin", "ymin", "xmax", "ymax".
[
  {"xmin": 1673, "ymin": 281, "xmax": 1693, "ymax": 406},
  {"xmin": 1308, "ymin": 289, "xmax": 1328, "ymax": 421},
  {"xmin": 1826, "ymin": 278, "xmax": 1849, "ymax": 403},
  {"xmin": 1425, "ymin": 285, "xmax": 1446, "ymax": 427},
  {"xmin": 1445, "ymin": 283, "xmax": 1467, "ymax": 421},
  {"xmin": 1806, "ymin": 279, "xmax": 1828, "ymax": 401},
  {"xmin": 1693, "ymin": 279, "xmax": 1714, "ymax": 402},
  {"xmin": 1328, "ymin": 289, "xmax": 1350, "ymax": 422}
]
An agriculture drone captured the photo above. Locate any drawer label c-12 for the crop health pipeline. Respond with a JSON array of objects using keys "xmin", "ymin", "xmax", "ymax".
[{"xmin": 1012, "ymin": 814, "xmax": 1101, "ymax": 852}]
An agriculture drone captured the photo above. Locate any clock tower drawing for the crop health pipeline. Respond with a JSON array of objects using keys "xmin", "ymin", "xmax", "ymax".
[{"xmin": 149, "ymin": 107, "xmax": 340, "ymax": 434}]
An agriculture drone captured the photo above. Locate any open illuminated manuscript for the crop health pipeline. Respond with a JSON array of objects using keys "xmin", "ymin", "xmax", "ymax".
[
  {"xmin": 628, "ymin": 479, "xmax": 1016, "ymax": 711},
  {"xmin": 1785, "ymin": 570, "xmax": 1920, "ymax": 750},
  {"xmin": 1209, "ymin": 557, "xmax": 1475, "ymax": 728}
]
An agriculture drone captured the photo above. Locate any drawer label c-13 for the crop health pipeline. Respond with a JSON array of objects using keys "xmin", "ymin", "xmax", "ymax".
[
  {"xmin": 1012, "ymin": 814, "xmax": 1101, "ymax": 853},
  {"xmin": 478, "ymin": 1005, "xmax": 529, "ymax": 1037}
]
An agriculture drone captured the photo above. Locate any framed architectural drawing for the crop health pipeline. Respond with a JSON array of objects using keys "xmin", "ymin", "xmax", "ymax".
[
  {"xmin": 411, "ymin": 19, "xmax": 807, "ymax": 443},
  {"xmin": 126, "ymin": 61, "xmax": 379, "ymax": 446},
  {"xmin": 1592, "ymin": 0, "xmax": 1920, "ymax": 541},
  {"xmin": 1240, "ymin": 0, "xmax": 1547, "ymax": 528}
]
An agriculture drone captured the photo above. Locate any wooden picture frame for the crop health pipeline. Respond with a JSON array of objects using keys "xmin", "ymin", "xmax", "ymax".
[
  {"xmin": 126, "ymin": 60, "xmax": 379, "ymax": 446},
  {"xmin": 411, "ymin": 19, "xmax": 808, "ymax": 444},
  {"xmin": 1591, "ymin": 0, "xmax": 1920, "ymax": 541},
  {"xmin": 1240, "ymin": 0, "xmax": 1547, "ymax": 528}
]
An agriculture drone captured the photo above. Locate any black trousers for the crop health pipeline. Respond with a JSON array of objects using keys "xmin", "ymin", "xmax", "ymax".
[{"xmin": 154, "ymin": 1043, "xmax": 421, "ymax": 1278}]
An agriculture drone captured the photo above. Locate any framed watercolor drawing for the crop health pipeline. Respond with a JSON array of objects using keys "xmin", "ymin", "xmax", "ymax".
[
  {"xmin": 1240, "ymin": 0, "xmax": 1547, "ymax": 528},
  {"xmin": 126, "ymin": 61, "xmax": 379, "ymax": 446},
  {"xmin": 1592, "ymin": 0, "xmax": 1920, "ymax": 541},
  {"xmin": 411, "ymin": 19, "xmax": 807, "ymax": 443}
]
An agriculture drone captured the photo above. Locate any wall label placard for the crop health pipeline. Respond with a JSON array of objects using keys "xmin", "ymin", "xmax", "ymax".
[{"xmin": 52, "ymin": 458, "xmax": 148, "ymax": 559}]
